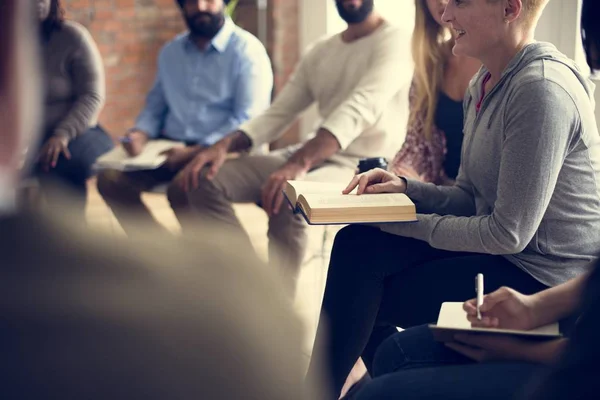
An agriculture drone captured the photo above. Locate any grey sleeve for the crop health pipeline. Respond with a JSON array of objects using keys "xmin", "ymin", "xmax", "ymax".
[
  {"xmin": 404, "ymin": 167, "xmax": 476, "ymax": 217},
  {"xmin": 382, "ymin": 80, "xmax": 577, "ymax": 254},
  {"xmin": 54, "ymin": 27, "xmax": 105, "ymax": 140}
]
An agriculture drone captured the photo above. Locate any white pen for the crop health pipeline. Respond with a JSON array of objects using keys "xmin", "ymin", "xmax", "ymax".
[{"xmin": 476, "ymin": 273, "xmax": 484, "ymax": 321}]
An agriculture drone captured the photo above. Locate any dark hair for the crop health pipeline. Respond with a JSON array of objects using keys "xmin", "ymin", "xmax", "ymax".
[
  {"xmin": 581, "ymin": 0, "xmax": 600, "ymax": 71},
  {"xmin": 175, "ymin": 0, "xmax": 230, "ymax": 7},
  {"xmin": 42, "ymin": 0, "xmax": 65, "ymax": 39}
]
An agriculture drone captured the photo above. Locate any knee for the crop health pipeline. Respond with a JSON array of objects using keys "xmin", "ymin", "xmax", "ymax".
[
  {"xmin": 166, "ymin": 180, "xmax": 188, "ymax": 208},
  {"xmin": 96, "ymin": 170, "xmax": 126, "ymax": 199},
  {"xmin": 187, "ymin": 174, "xmax": 226, "ymax": 205},
  {"xmin": 372, "ymin": 332, "xmax": 408, "ymax": 378}
]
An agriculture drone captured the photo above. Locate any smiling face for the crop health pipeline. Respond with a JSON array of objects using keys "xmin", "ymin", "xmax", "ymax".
[{"xmin": 442, "ymin": 0, "xmax": 507, "ymax": 59}]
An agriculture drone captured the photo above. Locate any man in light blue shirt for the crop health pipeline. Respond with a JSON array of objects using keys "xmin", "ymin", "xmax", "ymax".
[{"xmin": 97, "ymin": 0, "xmax": 273, "ymax": 235}]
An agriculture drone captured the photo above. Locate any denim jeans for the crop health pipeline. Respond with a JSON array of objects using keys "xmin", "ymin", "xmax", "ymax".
[
  {"xmin": 354, "ymin": 325, "xmax": 547, "ymax": 400},
  {"xmin": 35, "ymin": 125, "xmax": 114, "ymax": 218}
]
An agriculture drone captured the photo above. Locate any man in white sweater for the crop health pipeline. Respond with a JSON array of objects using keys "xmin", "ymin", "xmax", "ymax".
[{"xmin": 178, "ymin": 0, "xmax": 413, "ymax": 291}]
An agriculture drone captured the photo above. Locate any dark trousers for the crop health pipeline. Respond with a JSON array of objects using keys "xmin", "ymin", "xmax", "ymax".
[
  {"xmin": 34, "ymin": 126, "xmax": 114, "ymax": 217},
  {"xmin": 354, "ymin": 324, "xmax": 546, "ymax": 400},
  {"xmin": 308, "ymin": 224, "xmax": 548, "ymax": 398}
]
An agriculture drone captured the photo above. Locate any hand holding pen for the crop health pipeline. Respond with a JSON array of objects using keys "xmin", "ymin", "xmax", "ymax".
[
  {"xmin": 463, "ymin": 285, "xmax": 540, "ymax": 331},
  {"xmin": 120, "ymin": 129, "xmax": 149, "ymax": 157}
]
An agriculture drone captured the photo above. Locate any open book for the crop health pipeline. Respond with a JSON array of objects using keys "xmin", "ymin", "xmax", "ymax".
[
  {"xmin": 429, "ymin": 302, "xmax": 561, "ymax": 342},
  {"xmin": 94, "ymin": 140, "xmax": 184, "ymax": 171},
  {"xmin": 283, "ymin": 180, "xmax": 417, "ymax": 225}
]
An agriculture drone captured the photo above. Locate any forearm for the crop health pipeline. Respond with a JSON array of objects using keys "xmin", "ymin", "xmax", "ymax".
[
  {"xmin": 217, "ymin": 130, "xmax": 253, "ymax": 153},
  {"xmin": 531, "ymin": 273, "xmax": 590, "ymax": 327},
  {"xmin": 527, "ymin": 338, "xmax": 569, "ymax": 365},
  {"xmin": 55, "ymin": 92, "xmax": 104, "ymax": 139},
  {"xmin": 286, "ymin": 129, "xmax": 341, "ymax": 170}
]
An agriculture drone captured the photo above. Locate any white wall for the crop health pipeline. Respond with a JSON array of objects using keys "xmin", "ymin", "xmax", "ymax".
[{"xmin": 531, "ymin": 0, "xmax": 599, "ymax": 126}]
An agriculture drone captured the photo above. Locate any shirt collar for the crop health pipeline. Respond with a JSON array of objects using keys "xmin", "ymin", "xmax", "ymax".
[
  {"xmin": 211, "ymin": 17, "xmax": 235, "ymax": 53},
  {"xmin": 186, "ymin": 17, "xmax": 235, "ymax": 53}
]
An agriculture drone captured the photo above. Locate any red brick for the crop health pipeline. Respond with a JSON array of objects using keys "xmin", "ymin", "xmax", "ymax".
[{"xmin": 63, "ymin": 0, "xmax": 300, "ymax": 142}]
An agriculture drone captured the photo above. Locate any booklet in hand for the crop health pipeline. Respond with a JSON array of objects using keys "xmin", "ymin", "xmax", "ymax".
[
  {"xmin": 283, "ymin": 180, "xmax": 417, "ymax": 225},
  {"xmin": 429, "ymin": 302, "xmax": 562, "ymax": 342},
  {"xmin": 94, "ymin": 139, "xmax": 184, "ymax": 172}
]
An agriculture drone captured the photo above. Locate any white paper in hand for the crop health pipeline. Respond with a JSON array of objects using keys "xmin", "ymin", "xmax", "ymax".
[{"xmin": 94, "ymin": 140, "xmax": 184, "ymax": 171}]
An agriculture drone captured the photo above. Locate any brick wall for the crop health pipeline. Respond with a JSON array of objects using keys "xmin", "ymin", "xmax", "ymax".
[{"xmin": 64, "ymin": 0, "xmax": 300, "ymax": 145}]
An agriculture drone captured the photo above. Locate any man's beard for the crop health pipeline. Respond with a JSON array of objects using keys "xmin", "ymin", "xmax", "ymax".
[
  {"xmin": 335, "ymin": 0, "xmax": 374, "ymax": 24},
  {"xmin": 185, "ymin": 11, "xmax": 224, "ymax": 39}
]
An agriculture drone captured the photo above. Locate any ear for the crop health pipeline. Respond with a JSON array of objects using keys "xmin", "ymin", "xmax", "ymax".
[{"xmin": 504, "ymin": 0, "xmax": 524, "ymax": 23}]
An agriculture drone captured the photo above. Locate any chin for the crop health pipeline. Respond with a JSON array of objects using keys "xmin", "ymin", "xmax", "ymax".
[{"xmin": 451, "ymin": 42, "xmax": 473, "ymax": 58}]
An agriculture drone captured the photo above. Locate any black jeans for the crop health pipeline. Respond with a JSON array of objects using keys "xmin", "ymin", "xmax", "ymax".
[
  {"xmin": 308, "ymin": 224, "xmax": 548, "ymax": 398},
  {"xmin": 354, "ymin": 324, "xmax": 546, "ymax": 400},
  {"xmin": 34, "ymin": 125, "xmax": 114, "ymax": 217}
]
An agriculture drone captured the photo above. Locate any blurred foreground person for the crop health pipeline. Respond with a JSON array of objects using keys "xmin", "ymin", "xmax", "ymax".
[{"xmin": 0, "ymin": 2, "xmax": 319, "ymax": 399}]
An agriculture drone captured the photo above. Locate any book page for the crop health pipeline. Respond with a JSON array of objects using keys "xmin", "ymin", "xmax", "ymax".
[
  {"xmin": 95, "ymin": 140, "xmax": 184, "ymax": 170},
  {"xmin": 436, "ymin": 302, "xmax": 559, "ymax": 335},
  {"xmin": 286, "ymin": 180, "xmax": 351, "ymax": 197},
  {"xmin": 301, "ymin": 192, "xmax": 413, "ymax": 209}
]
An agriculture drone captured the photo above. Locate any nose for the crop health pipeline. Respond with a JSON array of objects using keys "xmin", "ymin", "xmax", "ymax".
[
  {"xmin": 193, "ymin": 0, "xmax": 209, "ymax": 12},
  {"xmin": 441, "ymin": 2, "xmax": 453, "ymax": 24}
]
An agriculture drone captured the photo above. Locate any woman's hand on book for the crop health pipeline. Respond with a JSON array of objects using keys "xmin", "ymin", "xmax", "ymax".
[
  {"xmin": 446, "ymin": 334, "xmax": 566, "ymax": 364},
  {"xmin": 463, "ymin": 287, "xmax": 540, "ymax": 331},
  {"xmin": 343, "ymin": 168, "xmax": 406, "ymax": 195}
]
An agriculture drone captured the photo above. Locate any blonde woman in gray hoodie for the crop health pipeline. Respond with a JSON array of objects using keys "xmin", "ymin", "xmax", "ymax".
[{"xmin": 307, "ymin": 1, "xmax": 600, "ymax": 398}]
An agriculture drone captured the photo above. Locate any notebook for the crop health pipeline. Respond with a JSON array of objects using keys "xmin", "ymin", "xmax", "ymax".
[
  {"xmin": 429, "ymin": 302, "xmax": 561, "ymax": 342},
  {"xmin": 94, "ymin": 140, "xmax": 184, "ymax": 171}
]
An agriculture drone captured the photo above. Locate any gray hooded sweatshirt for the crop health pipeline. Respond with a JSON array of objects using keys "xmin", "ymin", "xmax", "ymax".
[{"xmin": 382, "ymin": 42, "xmax": 600, "ymax": 287}]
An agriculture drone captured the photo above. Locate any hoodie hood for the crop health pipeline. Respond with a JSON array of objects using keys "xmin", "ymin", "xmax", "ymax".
[{"xmin": 468, "ymin": 42, "xmax": 595, "ymax": 128}]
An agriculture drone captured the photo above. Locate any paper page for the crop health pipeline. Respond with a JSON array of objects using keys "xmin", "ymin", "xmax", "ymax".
[
  {"xmin": 95, "ymin": 140, "xmax": 183, "ymax": 170},
  {"xmin": 302, "ymin": 193, "xmax": 413, "ymax": 209},
  {"xmin": 286, "ymin": 180, "xmax": 350, "ymax": 196},
  {"xmin": 437, "ymin": 302, "xmax": 559, "ymax": 335}
]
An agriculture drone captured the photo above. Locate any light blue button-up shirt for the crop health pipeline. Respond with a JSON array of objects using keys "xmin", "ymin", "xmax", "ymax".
[{"xmin": 134, "ymin": 18, "xmax": 273, "ymax": 146}]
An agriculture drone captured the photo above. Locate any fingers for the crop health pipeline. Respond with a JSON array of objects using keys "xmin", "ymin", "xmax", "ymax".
[
  {"xmin": 466, "ymin": 314, "xmax": 499, "ymax": 328},
  {"xmin": 356, "ymin": 174, "xmax": 372, "ymax": 195},
  {"xmin": 480, "ymin": 287, "xmax": 513, "ymax": 312},
  {"xmin": 51, "ymin": 146, "xmax": 61, "ymax": 168},
  {"xmin": 463, "ymin": 299, "xmax": 477, "ymax": 313},
  {"xmin": 189, "ymin": 157, "xmax": 208, "ymax": 191},
  {"xmin": 206, "ymin": 154, "xmax": 225, "ymax": 181},
  {"xmin": 272, "ymin": 183, "xmax": 286, "ymax": 215},
  {"xmin": 262, "ymin": 178, "xmax": 282, "ymax": 217},
  {"xmin": 343, "ymin": 175, "xmax": 360, "ymax": 194},
  {"xmin": 445, "ymin": 342, "xmax": 483, "ymax": 362},
  {"xmin": 364, "ymin": 182, "xmax": 395, "ymax": 194},
  {"xmin": 123, "ymin": 142, "xmax": 135, "ymax": 156},
  {"xmin": 62, "ymin": 145, "xmax": 71, "ymax": 160}
]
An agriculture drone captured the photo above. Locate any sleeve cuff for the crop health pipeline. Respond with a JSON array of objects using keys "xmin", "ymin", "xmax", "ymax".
[{"xmin": 320, "ymin": 119, "xmax": 357, "ymax": 150}]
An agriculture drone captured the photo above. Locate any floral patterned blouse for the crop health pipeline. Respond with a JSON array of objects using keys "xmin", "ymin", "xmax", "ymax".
[{"xmin": 389, "ymin": 81, "xmax": 464, "ymax": 185}]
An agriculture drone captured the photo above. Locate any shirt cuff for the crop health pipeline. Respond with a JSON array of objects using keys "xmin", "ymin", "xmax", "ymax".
[{"xmin": 320, "ymin": 118, "xmax": 356, "ymax": 150}]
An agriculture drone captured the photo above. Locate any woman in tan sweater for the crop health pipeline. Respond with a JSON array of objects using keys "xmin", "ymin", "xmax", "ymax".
[{"xmin": 35, "ymin": 0, "xmax": 113, "ymax": 217}]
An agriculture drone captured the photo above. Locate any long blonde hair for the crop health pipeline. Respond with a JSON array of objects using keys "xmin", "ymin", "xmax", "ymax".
[{"xmin": 411, "ymin": 0, "xmax": 452, "ymax": 141}]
